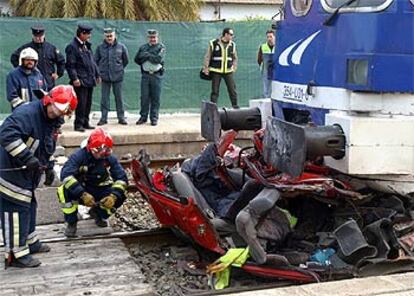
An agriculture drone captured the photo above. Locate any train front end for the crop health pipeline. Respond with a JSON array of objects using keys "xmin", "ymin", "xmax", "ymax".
[{"xmin": 271, "ymin": 0, "xmax": 414, "ymax": 195}]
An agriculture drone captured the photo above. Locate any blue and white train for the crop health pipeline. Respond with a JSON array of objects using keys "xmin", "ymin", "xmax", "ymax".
[{"xmin": 271, "ymin": 0, "xmax": 414, "ymax": 195}]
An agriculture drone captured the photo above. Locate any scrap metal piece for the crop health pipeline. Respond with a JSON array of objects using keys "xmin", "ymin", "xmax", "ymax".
[
  {"xmin": 263, "ymin": 117, "xmax": 306, "ymax": 177},
  {"xmin": 263, "ymin": 117, "xmax": 345, "ymax": 177},
  {"xmin": 201, "ymin": 101, "xmax": 221, "ymax": 142},
  {"xmin": 334, "ymin": 219, "xmax": 377, "ymax": 265}
]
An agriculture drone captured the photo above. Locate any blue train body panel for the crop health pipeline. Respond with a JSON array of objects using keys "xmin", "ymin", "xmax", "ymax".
[{"xmin": 273, "ymin": 0, "xmax": 414, "ymax": 93}]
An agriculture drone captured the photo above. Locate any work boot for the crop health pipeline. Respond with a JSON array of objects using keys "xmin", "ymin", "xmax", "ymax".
[
  {"xmin": 118, "ymin": 119, "xmax": 128, "ymax": 125},
  {"xmin": 89, "ymin": 207, "xmax": 108, "ymax": 228},
  {"xmin": 136, "ymin": 117, "xmax": 147, "ymax": 125},
  {"xmin": 83, "ymin": 124, "xmax": 95, "ymax": 130},
  {"xmin": 9, "ymin": 254, "xmax": 41, "ymax": 268},
  {"xmin": 74, "ymin": 126, "xmax": 85, "ymax": 132},
  {"xmin": 64, "ymin": 222, "xmax": 77, "ymax": 237},
  {"xmin": 151, "ymin": 120, "xmax": 158, "ymax": 126},
  {"xmin": 30, "ymin": 242, "xmax": 51, "ymax": 254},
  {"xmin": 97, "ymin": 119, "xmax": 107, "ymax": 126}
]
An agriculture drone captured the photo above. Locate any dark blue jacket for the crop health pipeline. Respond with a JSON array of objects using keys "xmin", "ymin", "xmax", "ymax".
[
  {"xmin": 65, "ymin": 37, "xmax": 100, "ymax": 88},
  {"xmin": 0, "ymin": 100, "xmax": 58, "ymax": 207},
  {"xmin": 60, "ymin": 148, "xmax": 128, "ymax": 200},
  {"xmin": 10, "ymin": 40, "xmax": 65, "ymax": 90},
  {"xmin": 6, "ymin": 66, "xmax": 47, "ymax": 110},
  {"xmin": 181, "ymin": 143, "xmax": 240, "ymax": 217},
  {"xmin": 95, "ymin": 39, "xmax": 129, "ymax": 82}
]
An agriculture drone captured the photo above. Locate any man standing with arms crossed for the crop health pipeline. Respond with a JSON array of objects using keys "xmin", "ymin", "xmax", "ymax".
[
  {"xmin": 135, "ymin": 29, "xmax": 166, "ymax": 126},
  {"xmin": 95, "ymin": 28, "xmax": 129, "ymax": 126}
]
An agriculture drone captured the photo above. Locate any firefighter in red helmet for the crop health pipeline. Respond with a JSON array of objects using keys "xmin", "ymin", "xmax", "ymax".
[
  {"xmin": 58, "ymin": 128, "xmax": 128, "ymax": 237},
  {"xmin": 0, "ymin": 85, "xmax": 77, "ymax": 268}
]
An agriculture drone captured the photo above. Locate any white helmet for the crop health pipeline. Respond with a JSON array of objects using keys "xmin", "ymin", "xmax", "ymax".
[{"xmin": 19, "ymin": 47, "xmax": 38, "ymax": 65}]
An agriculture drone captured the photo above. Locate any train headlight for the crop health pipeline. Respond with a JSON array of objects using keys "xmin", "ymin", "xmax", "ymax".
[{"xmin": 347, "ymin": 59, "xmax": 368, "ymax": 86}]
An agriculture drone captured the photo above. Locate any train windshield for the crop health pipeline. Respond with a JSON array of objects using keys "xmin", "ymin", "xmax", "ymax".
[{"xmin": 321, "ymin": 0, "xmax": 393, "ymax": 13}]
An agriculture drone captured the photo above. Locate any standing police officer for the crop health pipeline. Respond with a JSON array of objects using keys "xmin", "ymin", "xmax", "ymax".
[
  {"xmin": 134, "ymin": 29, "xmax": 166, "ymax": 126},
  {"xmin": 65, "ymin": 24, "xmax": 101, "ymax": 132},
  {"xmin": 10, "ymin": 25, "xmax": 65, "ymax": 91},
  {"xmin": 6, "ymin": 48, "xmax": 47, "ymax": 110},
  {"xmin": 202, "ymin": 28, "xmax": 239, "ymax": 109},
  {"xmin": 95, "ymin": 28, "xmax": 129, "ymax": 126},
  {"xmin": 257, "ymin": 30, "xmax": 275, "ymax": 98}
]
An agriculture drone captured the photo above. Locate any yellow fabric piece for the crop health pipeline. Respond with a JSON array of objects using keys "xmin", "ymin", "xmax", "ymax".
[
  {"xmin": 207, "ymin": 248, "xmax": 250, "ymax": 290},
  {"xmin": 280, "ymin": 208, "xmax": 298, "ymax": 228}
]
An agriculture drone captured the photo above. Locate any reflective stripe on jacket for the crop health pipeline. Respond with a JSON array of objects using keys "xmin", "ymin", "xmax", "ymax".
[
  {"xmin": 0, "ymin": 100, "xmax": 58, "ymax": 206},
  {"xmin": 208, "ymin": 39, "xmax": 236, "ymax": 74}
]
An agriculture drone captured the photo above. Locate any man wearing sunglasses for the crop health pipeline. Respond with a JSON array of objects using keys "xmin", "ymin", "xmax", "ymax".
[
  {"xmin": 203, "ymin": 27, "xmax": 239, "ymax": 109},
  {"xmin": 65, "ymin": 24, "xmax": 101, "ymax": 132},
  {"xmin": 0, "ymin": 85, "xmax": 78, "ymax": 268},
  {"xmin": 95, "ymin": 28, "xmax": 129, "ymax": 126},
  {"xmin": 58, "ymin": 128, "xmax": 128, "ymax": 237}
]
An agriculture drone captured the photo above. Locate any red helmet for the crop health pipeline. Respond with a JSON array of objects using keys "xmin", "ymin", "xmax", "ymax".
[
  {"xmin": 43, "ymin": 85, "xmax": 78, "ymax": 115},
  {"xmin": 87, "ymin": 128, "xmax": 113, "ymax": 157}
]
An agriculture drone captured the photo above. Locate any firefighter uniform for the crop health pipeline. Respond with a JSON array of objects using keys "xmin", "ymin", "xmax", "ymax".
[
  {"xmin": 6, "ymin": 66, "xmax": 47, "ymax": 110},
  {"xmin": 58, "ymin": 148, "xmax": 128, "ymax": 224},
  {"xmin": 206, "ymin": 38, "xmax": 238, "ymax": 107},
  {"xmin": 11, "ymin": 41, "xmax": 65, "ymax": 91},
  {"xmin": 0, "ymin": 100, "xmax": 59, "ymax": 261}
]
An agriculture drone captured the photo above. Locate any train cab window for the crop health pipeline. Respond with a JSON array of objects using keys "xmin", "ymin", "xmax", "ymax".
[
  {"xmin": 291, "ymin": 0, "xmax": 313, "ymax": 16},
  {"xmin": 321, "ymin": 0, "xmax": 393, "ymax": 13}
]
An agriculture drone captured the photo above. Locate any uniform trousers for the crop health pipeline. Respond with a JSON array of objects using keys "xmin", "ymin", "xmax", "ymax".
[
  {"xmin": 140, "ymin": 72, "xmax": 163, "ymax": 123},
  {"xmin": 0, "ymin": 195, "xmax": 40, "ymax": 259},
  {"xmin": 100, "ymin": 81, "xmax": 125, "ymax": 122},
  {"xmin": 210, "ymin": 72, "xmax": 238, "ymax": 107},
  {"xmin": 74, "ymin": 86, "xmax": 94, "ymax": 129}
]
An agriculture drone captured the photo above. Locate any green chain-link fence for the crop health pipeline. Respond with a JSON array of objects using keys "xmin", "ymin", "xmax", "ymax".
[{"xmin": 0, "ymin": 18, "xmax": 272, "ymax": 115}]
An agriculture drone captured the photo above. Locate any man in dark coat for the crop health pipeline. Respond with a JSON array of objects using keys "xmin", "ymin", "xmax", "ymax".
[{"xmin": 65, "ymin": 24, "xmax": 101, "ymax": 132}]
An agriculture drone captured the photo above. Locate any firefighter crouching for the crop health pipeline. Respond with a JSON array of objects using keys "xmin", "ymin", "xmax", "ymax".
[
  {"xmin": 58, "ymin": 128, "xmax": 128, "ymax": 237},
  {"xmin": 0, "ymin": 85, "xmax": 78, "ymax": 268}
]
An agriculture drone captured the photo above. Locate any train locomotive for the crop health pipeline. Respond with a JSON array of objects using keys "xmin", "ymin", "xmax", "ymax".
[
  {"xmin": 271, "ymin": 0, "xmax": 414, "ymax": 195},
  {"xmin": 131, "ymin": 0, "xmax": 414, "ymax": 288}
]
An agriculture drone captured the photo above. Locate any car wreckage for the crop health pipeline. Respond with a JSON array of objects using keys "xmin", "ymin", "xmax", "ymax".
[{"xmin": 130, "ymin": 102, "xmax": 414, "ymax": 287}]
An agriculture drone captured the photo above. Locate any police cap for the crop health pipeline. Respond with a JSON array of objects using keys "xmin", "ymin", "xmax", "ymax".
[
  {"xmin": 103, "ymin": 27, "xmax": 114, "ymax": 34},
  {"xmin": 77, "ymin": 24, "xmax": 93, "ymax": 34},
  {"xmin": 31, "ymin": 25, "xmax": 45, "ymax": 36},
  {"xmin": 147, "ymin": 29, "xmax": 158, "ymax": 36}
]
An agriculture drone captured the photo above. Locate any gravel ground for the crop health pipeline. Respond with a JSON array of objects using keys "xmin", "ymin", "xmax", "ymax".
[
  {"xmin": 109, "ymin": 192, "xmax": 161, "ymax": 231},
  {"xmin": 128, "ymin": 241, "xmax": 211, "ymax": 296},
  {"xmin": 109, "ymin": 191, "xmax": 211, "ymax": 295},
  {"xmin": 109, "ymin": 191, "xmax": 275, "ymax": 295}
]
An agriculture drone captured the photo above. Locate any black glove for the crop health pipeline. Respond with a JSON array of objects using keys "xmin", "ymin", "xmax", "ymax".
[
  {"xmin": 25, "ymin": 156, "xmax": 40, "ymax": 171},
  {"xmin": 44, "ymin": 168, "xmax": 55, "ymax": 186}
]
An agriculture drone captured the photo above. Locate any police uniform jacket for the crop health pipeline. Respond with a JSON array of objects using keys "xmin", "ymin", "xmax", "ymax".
[
  {"xmin": 65, "ymin": 37, "xmax": 100, "ymax": 88},
  {"xmin": 134, "ymin": 43, "xmax": 165, "ymax": 75},
  {"xmin": 60, "ymin": 148, "xmax": 127, "ymax": 201},
  {"xmin": 0, "ymin": 100, "xmax": 58, "ymax": 207},
  {"xmin": 95, "ymin": 39, "xmax": 129, "ymax": 82},
  {"xmin": 6, "ymin": 66, "xmax": 47, "ymax": 110},
  {"xmin": 10, "ymin": 41, "xmax": 65, "ymax": 89}
]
